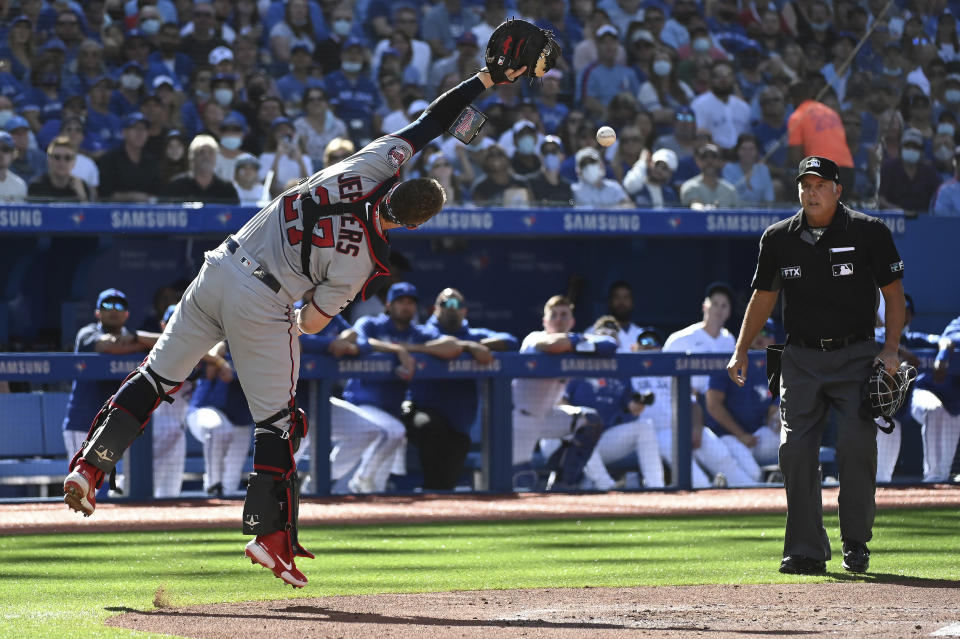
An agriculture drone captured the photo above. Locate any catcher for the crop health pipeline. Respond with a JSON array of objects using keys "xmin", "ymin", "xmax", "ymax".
[
  {"xmin": 62, "ymin": 21, "xmax": 559, "ymax": 589},
  {"xmin": 727, "ymin": 156, "xmax": 907, "ymax": 576}
]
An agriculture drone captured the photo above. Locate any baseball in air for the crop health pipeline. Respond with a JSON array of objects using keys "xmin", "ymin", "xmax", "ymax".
[{"xmin": 596, "ymin": 126, "xmax": 616, "ymax": 147}]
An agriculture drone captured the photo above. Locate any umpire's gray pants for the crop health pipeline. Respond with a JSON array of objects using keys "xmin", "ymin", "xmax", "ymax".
[{"xmin": 779, "ymin": 339, "xmax": 878, "ymax": 561}]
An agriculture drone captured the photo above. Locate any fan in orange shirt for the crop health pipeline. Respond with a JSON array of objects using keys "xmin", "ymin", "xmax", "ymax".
[{"xmin": 786, "ymin": 81, "xmax": 855, "ymax": 195}]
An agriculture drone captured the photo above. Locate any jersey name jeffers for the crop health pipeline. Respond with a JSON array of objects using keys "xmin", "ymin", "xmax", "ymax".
[{"xmin": 336, "ymin": 216, "xmax": 364, "ymax": 256}]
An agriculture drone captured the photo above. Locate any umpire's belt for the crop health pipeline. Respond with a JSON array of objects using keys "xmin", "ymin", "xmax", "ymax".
[
  {"xmin": 224, "ymin": 237, "xmax": 282, "ymax": 294},
  {"xmin": 787, "ymin": 331, "xmax": 874, "ymax": 352}
]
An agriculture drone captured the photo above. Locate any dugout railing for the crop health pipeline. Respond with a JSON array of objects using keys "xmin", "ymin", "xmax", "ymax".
[{"xmin": 0, "ymin": 349, "xmax": 947, "ymax": 501}]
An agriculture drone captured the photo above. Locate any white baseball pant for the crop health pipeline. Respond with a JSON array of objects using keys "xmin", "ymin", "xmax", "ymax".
[
  {"xmin": 151, "ymin": 397, "xmax": 189, "ymax": 498},
  {"xmin": 329, "ymin": 397, "xmax": 389, "ymax": 481},
  {"xmin": 590, "ymin": 418, "xmax": 665, "ymax": 488},
  {"xmin": 875, "ymin": 418, "xmax": 901, "ymax": 483},
  {"xmin": 186, "ymin": 407, "xmax": 252, "ymax": 496},
  {"xmin": 717, "ymin": 424, "xmax": 781, "ymax": 483},
  {"xmin": 346, "ymin": 403, "xmax": 407, "ymax": 492},
  {"xmin": 693, "ymin": 427, "xmax": 759, "ymax": 487},
  {"xmin": 655, "ymin": 427, "xmax": 712, "ymax": 488},
  {"xmin": 911, "ymin": 388, "xmax": 960, "ymax": 482}
]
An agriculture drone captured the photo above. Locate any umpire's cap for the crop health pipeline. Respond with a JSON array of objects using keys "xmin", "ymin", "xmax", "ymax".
[
  {"xmin": 796, "ymin": 156, "xmax": 840, "ymax": 183},
  {"xmin": 386, "ymin": 282, "xmax": 418, "ymax": 304}
]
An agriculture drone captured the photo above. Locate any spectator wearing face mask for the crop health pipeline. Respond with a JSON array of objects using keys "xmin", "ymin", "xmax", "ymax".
[
  {"xmin": 232, "ymin": 153, "xmax": 268, "ymax": 207},
  {"xmin": 510, "ymin": 121, "xmax": 542, "ymax": 178},
  {"xmin": 109, "ymin": 61, "xmax": 147, "ymax": 119},
  {"xmin": 215, "ymin": 111, "xmax": 248, "ymax": 183},
  {"xmin": 528, "ymin": 135, "xmax": 573, "ymax": 206},
  {"xmin": 932, "ymin": 121, "xmax": 957, "ymax": 181},
  {"xmin": 878, "ymin": 127, "xmax": 942, "ymax": 216},
  {"xmin": 932, "ymin": 145, "xmax": 960, "ymax": 215},
  {"xmin": 572, "ymin": 147, "xmax": 631, "ymax": 207}
]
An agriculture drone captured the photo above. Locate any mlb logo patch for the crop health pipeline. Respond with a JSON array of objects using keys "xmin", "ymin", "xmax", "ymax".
[
  {"xmin": 832, "ymin": 263, "xmax": 854, "ymax": 276},
  {"xmin": 781, "ymin": 266, "xmax": 801, "ymax": 279},
  {"xmin": 805, "ymin": 158, "xmax": 821, "ymax": 169},
  {"xmin": 890, "ymin": 260, "xmax": 904, "ymax": 273}
]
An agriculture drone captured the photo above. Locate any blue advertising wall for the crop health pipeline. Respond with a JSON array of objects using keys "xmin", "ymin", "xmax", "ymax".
[{"xmin": 1, "ymin": 204, "xmax": 956, "ymax": 351}]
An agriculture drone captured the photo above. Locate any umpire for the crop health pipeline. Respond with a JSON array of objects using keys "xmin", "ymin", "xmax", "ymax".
[{"xmin": 727, "ymin": 156, "xmax": 906, "ymax": 575}]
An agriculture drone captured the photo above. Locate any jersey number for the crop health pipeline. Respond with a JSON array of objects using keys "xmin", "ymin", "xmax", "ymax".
[{"xmin": 283, "ymin": 189, "xmax": 334, "ymax": 248}]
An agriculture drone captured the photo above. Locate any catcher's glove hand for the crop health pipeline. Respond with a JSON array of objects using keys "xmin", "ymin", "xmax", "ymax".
[{"xmin": 484, "ymin": 19, "xmax": 561, "ymax": 84}]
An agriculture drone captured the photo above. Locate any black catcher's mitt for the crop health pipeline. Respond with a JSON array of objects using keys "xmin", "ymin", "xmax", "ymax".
[{"xmin": 484, "ymin": 19, "xmax": 561, "ymax": 84}]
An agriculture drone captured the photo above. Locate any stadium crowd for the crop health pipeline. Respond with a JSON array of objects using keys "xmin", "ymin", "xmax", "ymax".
[{"xmin": 0, "ymin": 0, "xmax": 958, "ymax": 213}]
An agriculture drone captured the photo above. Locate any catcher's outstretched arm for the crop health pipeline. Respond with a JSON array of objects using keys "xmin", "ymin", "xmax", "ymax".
[{"xmin": 393, "ymin": 68, "xmax": 525, "ymax": 153}]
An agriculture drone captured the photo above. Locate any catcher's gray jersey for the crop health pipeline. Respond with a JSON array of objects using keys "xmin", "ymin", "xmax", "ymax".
[{"xmin": 234, "ymin": 135, "xmax": 413, "ymax": 315}]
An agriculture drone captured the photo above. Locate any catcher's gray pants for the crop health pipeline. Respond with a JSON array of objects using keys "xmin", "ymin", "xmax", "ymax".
[
  {"xmin": 146, "ymin": 245, "xmax": 299, "ymax": 424},
  {"xmin": 778, "ymin": 339, "xmax": 879, "ymax": 562}
]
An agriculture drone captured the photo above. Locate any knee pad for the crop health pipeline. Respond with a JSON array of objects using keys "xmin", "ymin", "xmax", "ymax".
[{"xmin": 70, "ymin": 366, "xmax": 181, "ymax": 475}]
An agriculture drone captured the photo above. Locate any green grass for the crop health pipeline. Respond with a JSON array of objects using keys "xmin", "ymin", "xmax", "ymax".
[{"xmin": 1, "ymin": 508, "xmax": 958, "ymax": 639}]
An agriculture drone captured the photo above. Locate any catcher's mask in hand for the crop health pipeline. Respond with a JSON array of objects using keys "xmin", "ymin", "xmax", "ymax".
[{"xmin": 861, "ymin": 361, "xmax": 917, "ymax": 433}]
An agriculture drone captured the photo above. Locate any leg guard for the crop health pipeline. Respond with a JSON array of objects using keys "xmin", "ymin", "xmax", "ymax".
[
  {"xmin": 69, "ymin": 365, "xmax": 183, "ymax": 475},
  {"xmin": 244, "ymin": 404, "xmax": 313, "ymax": 557},
  {"xmin": 546, "ymin": 408, "xmax": 604, "ymax": 487}
]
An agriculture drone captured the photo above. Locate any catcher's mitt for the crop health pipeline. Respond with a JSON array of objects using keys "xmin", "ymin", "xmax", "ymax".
[{"xmin": 484, "ymin": 19, "xmax": 561, "ymax": 84}]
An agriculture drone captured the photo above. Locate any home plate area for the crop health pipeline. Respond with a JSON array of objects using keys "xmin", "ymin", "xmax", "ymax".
[{"xmin": 107, "ymin": 582, "xmax": 960, "ymax": 638}]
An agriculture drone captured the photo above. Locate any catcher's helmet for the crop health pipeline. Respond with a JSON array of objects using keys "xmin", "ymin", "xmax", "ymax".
[{"xmin": 862, "ymin": 361, "xmax": 917, "ymax": 433}]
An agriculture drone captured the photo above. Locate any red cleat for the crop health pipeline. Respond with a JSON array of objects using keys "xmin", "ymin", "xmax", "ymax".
[
  {"xmin": 245, "ymin": 530, "xmax": 308, "ymax": 588},
  {"xmin": 63, "ymin": 459, "xmax": 104, "ymax": 517}
]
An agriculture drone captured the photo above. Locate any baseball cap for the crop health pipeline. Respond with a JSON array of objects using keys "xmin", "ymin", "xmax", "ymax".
[
  {"xmin": 760, "ymin": 318, "xmax": 776, "ymax": 335},
  {"xmin": 222, "ymin": 111, "xmax": 248, "ymax": 131},
  {"xmin": 270, "ymin": 116, "xmax": 292, "ymax": 130},
  {"xmin": 596, "ymin": 25, "xmax": 618, "ymax": 39},
  {"xmin": 162, "ymin": 304, "xmax": 177, "ymax": 324},
  {"xmin": 575, "ymin": 147, "xmax": 602, "ymax": 167},
  {"xmin": 796, "ymin": 155, "xmax": 840, "ymax": 182},
  {"xmin": 122, "ymin": 112, "xmax": 147, "ymax": 129},
  {"xmin": 512, "ymin": 119, "xmax": 536, "ymax": 135},
  {"xmin": 540, "ymin": 134, "xmax": 562, "ymax": 152},
  {"xmin": 4, "ymin": 115, "xmax": 29, "ymax": 132},
  {"xmin": 11, "ymin": 14, "xmax": 31, "ymax": 27},
  {"xmin": 290, "ymin": 42, "xmax": 312, "ymax": 55},
  {"xmin": 946, "ymin": 72, "xmax": 960, "ymax": 85},
  {"xmin": 120, "ymin": 61, "xmax": 144, "ymax": 75},
  {"xmin": 90, "ymin": 74, "xmax": 114, "ymax": 89},
  {"xmin": 235, "ymin": 153, "xmax": 260, "ymax": 169},
  {"xmin": 457, "ymin": 31, "xmax": 479, "ymax": 46},
  {"xmin": 208, "ymin": 45, "xmax": 234, "ymax": 65},
  {"xmin": 0, "ymin": 131, "xmax": 13, "ymax": 150},
  {"xmin": 704, "ymin": 281, "xmax": 735, "ymax": 303},
  {"xmin": 425, "ymin": 151, "xmax": 450, "ymax": 171},
  {"xmin": 631, "ymin": 29, "xmax": 655, "ymax": 44},
  {"xmin": 386, "ymin": 282, "xmax": 418, "ymax": 303},
  {"xmin": 152, "ymin": 75, "xmax": 176, "ymax": 90},
  {"xmin": 96, "ymin": 288, "xmax": 128, "ymax": 308},
  {"xmin": 901, "ymin": 127, "xmax": 924, "ymax": 147},
  {"xmin": 41, "ymin": 37, "xmax": 67, "ymax": 53},
  {"xmin": 651, "ymin": 148, "xmax": 678, "ymax": 172},
  {"xmin": 344, "ymin": 37, "xmax": 365, "ymax": 50}
]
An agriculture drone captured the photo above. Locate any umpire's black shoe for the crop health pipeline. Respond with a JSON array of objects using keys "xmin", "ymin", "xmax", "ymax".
[
  {"xmin": 841, "ymin": 541, "xmax": 870, "ymax": 573},
  {"xmin": 779, "ymin": 555, "xmax": 827, "ymax": 575}
]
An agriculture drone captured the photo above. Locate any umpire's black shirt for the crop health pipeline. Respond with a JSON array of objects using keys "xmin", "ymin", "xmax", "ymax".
[{"xmin": 751, "ymin": 202, "xmax": 904, "ymax": 340}]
